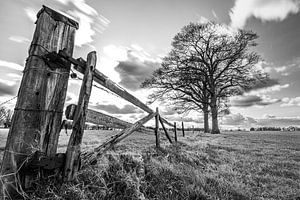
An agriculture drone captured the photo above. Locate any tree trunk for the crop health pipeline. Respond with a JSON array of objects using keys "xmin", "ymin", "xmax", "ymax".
[
  {"xmin": 210, "ymin": 96, "xmax": 220, "ymax": 134},
  {"xmin": 203, "ymin": 106, "xmax": 209, "ymax": 133}
]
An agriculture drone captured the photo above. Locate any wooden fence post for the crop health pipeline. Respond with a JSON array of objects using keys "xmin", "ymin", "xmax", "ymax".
[
  {"xmin": 0, "ymin": 6, "xmax": 78, "ymax": 198},
  {"xmin": 64, "ymin": 51, "xmax": 96, "ymax": 181},
  {"xmin": 182, "ymin": 122, "xmax": 185, "ymax": 137},
  {"xmin": 174, "ymin": 122, "xmax": 177, "ymax": 142},
  {"xmin": 155, "ymin": 107, "xmax": 160, "ymax": 148},
  {"xmin": 159, "ymin": 116, "xmax": 172, "ymax": 144}
]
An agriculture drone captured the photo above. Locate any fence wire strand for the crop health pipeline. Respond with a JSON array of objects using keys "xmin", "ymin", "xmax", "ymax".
[{"xmin": 69, "ymin": 68, "xmax": 120, "ymax": 98}]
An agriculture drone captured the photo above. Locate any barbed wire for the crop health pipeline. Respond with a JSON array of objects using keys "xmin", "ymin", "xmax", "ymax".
[
  {"xmin": 0, "ymin": 96, "xmax": 17, "ymax": 107},
  {"xmin": 69, "ymin": 68, "xmax": 120, "ymax": 98}
]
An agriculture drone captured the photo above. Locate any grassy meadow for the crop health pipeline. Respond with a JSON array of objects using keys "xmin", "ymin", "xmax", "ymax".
[{"xmin": 0, "ymin": 129, "xmax": 300, "ymax": 199}]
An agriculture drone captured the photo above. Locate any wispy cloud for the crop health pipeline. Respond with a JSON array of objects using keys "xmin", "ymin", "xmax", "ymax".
[
  {"xmin": 8, "ymin": 35, "xmax": 30, "ymax": 44},
  {"xmin": 24, "ymin": 0, "xmax": 110, "ymax": 47},
  {"xmin": 53, "ymin": 0, "xmax": 110, "ymax": 47},
  {"xmin": 67, "ymin": 10, "xmax": 95, "ymax": 46},
  {"xmin": 0, "ymin": 60, "xmax": 23, "ymax": 71},
  {"xmin": 198, "ymin": 16, "xmax": 209, "ymax": 24},
  {"xmin": 230, "ymin": 0, "xmax": 300, "ymax": 28},
  {"xmin": 247, "ymin": 84, "xmax": 289, "ymax": 96},
  {"xmin": 24, "ymin": 7, "xmax": 37, "ymax": 22},
  {"xmin": 212, "ymin": 10, "xmax": 218, "ymax": 19}
]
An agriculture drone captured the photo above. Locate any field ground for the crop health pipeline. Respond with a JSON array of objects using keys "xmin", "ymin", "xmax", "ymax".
[{"xmin": 0, "ymin": 129, "xmax": 300, "ymax": 199}]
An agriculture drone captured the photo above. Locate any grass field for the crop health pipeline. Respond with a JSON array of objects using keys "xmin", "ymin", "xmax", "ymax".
[{"xmin": 0, "ymin": 129, "xmax": 300, "ymax": 199}]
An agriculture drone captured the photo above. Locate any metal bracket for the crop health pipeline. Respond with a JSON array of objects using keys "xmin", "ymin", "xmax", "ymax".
[{"xmin": 43, "ymin": 49, "xmax": 71, "ymax": 70}]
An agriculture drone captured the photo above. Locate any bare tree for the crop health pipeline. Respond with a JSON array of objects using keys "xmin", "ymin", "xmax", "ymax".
[
  {"xmin": 143, "ymin": 22, "xmax": 263, "ymax": 134},
  {"xmin": 142, "ymin": 57, "xmax": 211, "ymax": 132}
]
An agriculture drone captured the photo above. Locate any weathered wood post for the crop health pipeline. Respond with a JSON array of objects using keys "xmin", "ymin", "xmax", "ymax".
[
  {"xmin": 174, "ymin": 122, "xmax": 177, "ymax": 142},
  {"xmin": 0, "ymin": 5, "xmax": 78, "ymax": 198},
  {"xmin": 155, "ymin": 107, "xmax": 160, "ymax": 148},
  {"xmin": 159, "ymin": 116, "xmax": 172, "ymax": 144},
  {"xmin": 64, "ymin": 51, "xmax": 96, "ymax": 181},
  {"xmin": 182, "ymin": 122, "xmax": 185, "ymax": 137}
]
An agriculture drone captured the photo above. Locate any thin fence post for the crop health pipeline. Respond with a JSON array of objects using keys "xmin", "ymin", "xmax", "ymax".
[
  {"xmin": 182, "ymin": 122, "xmax": 185, "ymax": 137},
  {"xmin": 155, "ymin": 107, "xmax": 160, "ymax": 148},
  {"xmin": 64, "ymin": 51, "xmax": 96, "ymax": 181},
  {"xmin": 174, "ymin": 122, "xmax": 177, "ymax": 142},
  {"xmin": 159, "ymin": 116, "xmax": 172, "ymax": 144},
  {"xmin": 0, "ymin": 6, "xmax": 78, "ymax": 198}
]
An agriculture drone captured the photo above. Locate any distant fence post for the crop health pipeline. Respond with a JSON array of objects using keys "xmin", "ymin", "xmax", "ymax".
[
  {"xmin": 159, "ymin": 116, "xmax": 172, "ymax": 144},
  {"xmin": 174, "ymin": 122, "xmax": 177, "ymax": 142},
  {"xmin": 182, "ymin": 122, "xmax": 185, "ymax": 137},
  {"xmin": 64, "ymin": 51, "xmax": 96, "ymax": 181},
  {"xmin": 0, "ymin": 6, "xmax": 78, "ymax": 198},
  {"xmin": 155, "ymin": 107, "xmax": 160, "ymax": 148}
]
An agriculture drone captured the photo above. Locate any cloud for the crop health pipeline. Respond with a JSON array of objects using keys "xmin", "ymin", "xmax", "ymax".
[
  {"xmin": 281, "ymin": 96, "xmax": 300, "ymax": 107},
  {"xmin": 0, "ymin": 80, "xmax": 18, "ymax": 96},
  {"xmin": 221, "ymin": 113, "xmax": 257, "ymax": 126},
  {"xmin": 0, "ymin": 60, "xmax": 23, "ymax": 71},
  {"xmin": 212, "ymin": 10, "xmax": 218, "ymax": 19},
  {"xmin": 114, "ymin": 45, "xmax": 161, "ymax": 91},
  {"xmin": 161, "ymin": 107, "xmax": 177, "ymax": 116},
  {"xmin": 47, "ymin": 0, "xmax": 110, "ymax": 46},
  {"xmin": 221, "ymin": 113, "xmax": 300, "ymax": 128},
  {"xmin": 274, "ymin": 66, "xmax": 287, "ymax": 73},
  {"xmin": 24, "ymin": 7, "xmax": 37, "ymax": 22},
  {"xmin": 7, "ymin": 73, "xmax": 22, "ymax": 80},
  {"xmin": 247, "ymin": 84, "xmax": 289, "ymax": 96},
  {"xmin": 67, "ymin": 10, "xmax": 95, "ymax": 46},
  {"xmin": 230, "ymin": 95, "xmax": 280, "ymax": 107},
  {"xmin": 8, "ymin": 36, "xmax": 30, "ymax": 44},
  {"xmin": 230, "ymin": 0, "xmax": 300, "ymax": 28},
  {"xmin": 198, "ymin": 16, "xmax": 210, "ymax": 24},
  {"xmin": 92, "ymin": 104, "xmax": 143, "ymax": 114},
  {"xmin": 245, "ymin": 76, "xmax": 279, "ymax": 92}
]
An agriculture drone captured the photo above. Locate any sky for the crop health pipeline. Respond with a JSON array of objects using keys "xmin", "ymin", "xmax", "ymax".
[{"xmin": 0, "ymin": 0, "xmax": 300, "ymax": 130}]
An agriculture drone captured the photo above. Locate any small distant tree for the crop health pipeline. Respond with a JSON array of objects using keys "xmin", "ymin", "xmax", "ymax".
[{"xmin": 143, "ymin": 22, "xmax": 264, "ymax": 134}]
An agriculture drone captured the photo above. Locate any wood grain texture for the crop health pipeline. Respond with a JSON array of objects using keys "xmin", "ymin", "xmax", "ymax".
[
  {"xmin": 64, "ymin": 51, "xmax": 96, "ymax": 181},
  {"xmin": 83, "ymin": 112, "xmax": 155, "ymax": 165},
  {"xmin": 0, "ymin": 6, "xmax": 78, "ymax": 198}
]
